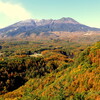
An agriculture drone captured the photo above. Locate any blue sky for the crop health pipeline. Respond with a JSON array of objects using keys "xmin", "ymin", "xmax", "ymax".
[{"xmin": 0, "ymin": 0, "xmax": 100, "ymax": 28}]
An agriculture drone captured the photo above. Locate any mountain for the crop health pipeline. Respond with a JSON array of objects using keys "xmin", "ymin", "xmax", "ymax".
[{"xmin": 0, "ymin": 17, "xmax": 100, "ymax": 38}]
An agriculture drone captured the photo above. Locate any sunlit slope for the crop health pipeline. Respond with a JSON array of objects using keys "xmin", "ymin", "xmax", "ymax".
[{"xmin": 0, "ymin": 42, "xmax": 100, "ymax": 100}]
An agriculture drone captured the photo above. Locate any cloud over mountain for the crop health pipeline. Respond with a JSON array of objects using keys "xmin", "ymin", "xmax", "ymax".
[{"xmin": 0, "ymin": 1, "xmax": 32, "ymax": 27}]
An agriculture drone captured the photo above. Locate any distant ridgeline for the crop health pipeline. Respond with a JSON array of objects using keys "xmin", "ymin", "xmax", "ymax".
[{"xmin": 0, "ymin": 17, "xmax": 100, "ymax": 38}]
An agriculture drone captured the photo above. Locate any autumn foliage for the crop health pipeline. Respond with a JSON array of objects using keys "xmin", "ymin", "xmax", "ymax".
[{"xmin": 0, "ymin": 41, "xmax": 100, "ymax": 100}]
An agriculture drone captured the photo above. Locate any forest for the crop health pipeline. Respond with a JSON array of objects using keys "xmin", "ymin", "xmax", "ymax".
[{"xmin": 0, "ymin": 40, "xmax": 100, "ymax": 100}]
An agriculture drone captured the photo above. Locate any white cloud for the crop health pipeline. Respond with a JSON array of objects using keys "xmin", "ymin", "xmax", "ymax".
[{"xmin": 0, "ymin": 1, "xmax": 32, "ymax": 20}]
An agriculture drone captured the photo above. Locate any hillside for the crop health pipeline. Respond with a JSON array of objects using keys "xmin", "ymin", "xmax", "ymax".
[{"xmin": 0, "ymin": 41, "xmax": 100, "ymax": 100}]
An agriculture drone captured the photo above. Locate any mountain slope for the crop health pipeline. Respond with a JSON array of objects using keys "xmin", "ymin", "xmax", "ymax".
[
  {"xmin": 0, "ymin": 17, "xmax": 100, "ymax": 38},
  {"xmin": 0, "ymin": 19, "xmax": 36, "ymax": 37}
]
